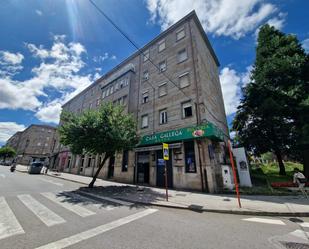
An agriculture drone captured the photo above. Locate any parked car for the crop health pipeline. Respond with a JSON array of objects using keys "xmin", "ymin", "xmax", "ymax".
[{"xmin": 28, "ymin": 162, "xmax": 43, "ymax": 174}]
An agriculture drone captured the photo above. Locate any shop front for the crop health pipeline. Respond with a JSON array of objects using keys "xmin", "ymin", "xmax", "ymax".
[{"xmin": 135, "ymin": 122, "xmax": 225, "ymax": 192}]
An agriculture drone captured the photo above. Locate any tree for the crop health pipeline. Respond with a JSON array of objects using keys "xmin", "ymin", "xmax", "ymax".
[
  {"xmin": 58, "ymin": 103, "xmax": 139, "ymax": 188},
  {"xmin": 233, "ymin": 24, "xmax": 309, "ymax": 176},
  {"xmin": 0, "ymin": 146, "xmax": 16, "ymax": 162}
]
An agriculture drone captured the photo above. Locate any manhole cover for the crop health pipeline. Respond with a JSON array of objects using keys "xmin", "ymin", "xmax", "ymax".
[{"xmin": 280, "ymin": 241, "xmax": 309, "ymax": 249}]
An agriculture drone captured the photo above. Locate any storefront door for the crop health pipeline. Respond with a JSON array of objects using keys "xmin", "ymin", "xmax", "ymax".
[
  {"xmin": 108, "ymin": 156, "xmax": 115, "ymax": 179},
  {"xmin": 137, "ymin": 152, "xmax": 149, "ymax": 184},
  {"xmin": 156, "ymin": 150, "xmax": 173, "ymax": 188}
]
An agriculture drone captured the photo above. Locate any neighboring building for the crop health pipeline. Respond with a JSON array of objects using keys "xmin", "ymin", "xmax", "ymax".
[
  {"xmin": 6, "ymin": 124, "xmax": 57, "ymax": 165},
  {"xmin": 52, "ymin": 11, "xmax": 229, "ymax": 193}
]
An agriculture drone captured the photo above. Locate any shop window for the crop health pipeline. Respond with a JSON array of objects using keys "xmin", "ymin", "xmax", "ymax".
[
  {"xmin": 158, "ymin": 83, "xmax": 167, "ymax": 97},
  {"xmin": 184, "ymin": 141, "xmax": 196, "ymax": 173},
  {"xmin": 122, "ymin": 150, "xmax": 129, "ymax": 172},
  {"xmin": 176, "ymin": 27, "xmax": 185, "ymax": 41},
  {"xmin": 141, "ymin": 114, "xmax": 148, "ymax": 128},
  {"xmin": 182, "ymin": 101, "xmax": 193, "ymax": 118},
  {"xmin": 177, "ymin": 48, "xmax": 188, "ymax": 63},
  {"xmin": 142, "ymin": 91, "xmax": 149, "ymax": 103},
  {"xmin": 158, "ymin": 39, "xmax": 166, "ymax": 52},
  {"xmin": 159, "ymin": 60, "xmax": 166, "ymax": 72},
  {"xmin": 159, "ymin": 109, "xmax": 167, "ymax": 124},
  {"xmin": 179, "ymin": 72, "xmax": 190, "ymax": 88}
]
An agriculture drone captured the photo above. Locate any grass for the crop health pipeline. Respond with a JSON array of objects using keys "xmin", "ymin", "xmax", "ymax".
[{"xmin": 238, "ymin": 161, "xmax": 304, "ymax": 195}]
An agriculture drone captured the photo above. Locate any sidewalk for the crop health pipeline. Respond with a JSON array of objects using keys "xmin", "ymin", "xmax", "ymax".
[
  {"xmin": 17, "ymin": 165, "xmax": 309, "ymax": 216},
  {"xmin": 46, "ymin": 171, "xmax": 309, "ymax": 216}
]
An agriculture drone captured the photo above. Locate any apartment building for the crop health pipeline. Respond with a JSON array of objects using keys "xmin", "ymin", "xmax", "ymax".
[
  {"xmin": 53, "ymin": 11, "xmax": 229, "ymax": 193},
  {"xmin": 6, "ymin": 124, "xmax": 57, "ymax": 165}
]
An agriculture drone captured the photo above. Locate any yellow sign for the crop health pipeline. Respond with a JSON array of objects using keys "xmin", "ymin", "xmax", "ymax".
[{"xmin": 163, "ymin": 143, "xmax": 169, "ymax": 160}]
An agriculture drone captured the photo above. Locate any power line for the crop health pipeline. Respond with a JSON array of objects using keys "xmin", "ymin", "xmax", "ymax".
[{"xmin": 88, "ymin": 0, "xmax": 227, "ymax": 129}]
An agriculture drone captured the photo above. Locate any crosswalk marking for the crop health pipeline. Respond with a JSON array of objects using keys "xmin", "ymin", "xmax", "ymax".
[
  {"xmin": 39, "ymin": 178, "xmax": 63, "ymax": 186},
  {"xmin": 35, "ymin": 208, "xmax": 158, "ymax": 249},
  {"xmin": 66, "ymin": 192, "xmax": 114, "ymax": 211},
  {"xmin": 79, "ymin": 191, "xmax": 133, "ymax": 206},
  {"xmin": 0, "ymin": 197, "xmax": 24, "ymax": 240},
  {"xmin": 289, "ymin": 229, "xmax": 309, "ymax": 241},
  {"xmin": 242, "ymin": 217, "xmax": 286, "ymax": 225},
  {"xmin": 41, "ymin": 192, "xmax": 96, "ymax": 217},
  {"xmin": 18, "ymin": 194, "xmax": 66, "ymax": 227},
  {"xmin": 299, "ymin": 222, "xmax": 309, "ymax": 228}
]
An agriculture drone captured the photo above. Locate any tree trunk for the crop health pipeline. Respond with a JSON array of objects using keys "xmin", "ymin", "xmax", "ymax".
[
  {"xmin": 88, "ymin": 154, "xmax": 110, "ymax": 188},
  {"xmin": 274, "ymin": 150, "xmax": 286, "ymax": 175}
]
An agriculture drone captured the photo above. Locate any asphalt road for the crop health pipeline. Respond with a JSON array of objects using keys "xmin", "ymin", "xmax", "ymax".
[{"xmin": 0, "ymin": 165, "xmax": 309, "ymax": 249}]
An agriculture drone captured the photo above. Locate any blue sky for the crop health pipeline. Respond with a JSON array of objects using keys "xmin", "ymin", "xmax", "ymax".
[{"xmin": 0, "ymin": 0, "xmax": 309, "ymax": 145}]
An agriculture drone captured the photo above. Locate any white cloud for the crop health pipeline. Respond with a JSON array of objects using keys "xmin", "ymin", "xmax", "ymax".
[
  {"xmin": 0, "ymin": 51, "xmax": 24, "ymax": 65},
  {"xmin": 35, "ymin": 9, "xmax": 43, "ymax": 16},
  {"xmin": 0, "ymin": 35, "xmax": 97, "ymax": 124},
  {"xmin": 302, "ymin": 38, "xmax": 309, "ymax": 53},
  {"xmin": 220, "ymin": 66, "xmax": 252, "ymax": 115},
  {"xmin": 93, "ymin": 53, "xmax": 117, "ymax": 63},
  {"xmin": 146, "ymin": 0, "xmax": 282, "ymax": 39},
  {"xmin": 0, "ymin": 122, "xmax": 26, "ymax": 144}
]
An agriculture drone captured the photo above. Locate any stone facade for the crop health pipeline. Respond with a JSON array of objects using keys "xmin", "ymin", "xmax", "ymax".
[
  {"xmin": 6, "ymin": 125, "xmax": 57, "ymax": 165},
  {"xmin": 53, "ymin": 11, "xmax": 230, "ymax": 193}
]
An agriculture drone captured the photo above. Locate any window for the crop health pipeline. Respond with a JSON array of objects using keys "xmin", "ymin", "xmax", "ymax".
[
  {"xmin": 178, "ymin": 48, "xmax": 188, "ymax": 63},
  {"xmin": 44, "ymin": 143, "xmax": 48, "ymax": 147},
  {"xmin": 179, "ymin": 73, "xmax": 190, "ymax": 88},
  {"xmin": 37, "ymin": 142, "xmax": 41, "ymax": 146},
  {"xmin": 141, "ymin": 114, "xmax": 148, "ymax": 128},
  {"xmin": 142, "ymin": 91, "xmax": 149, "ymax": 103},
  {"xmin": 115, "ymin": 82, "xmax": 119, "ymax": 91},
  {"xmin": 67, "ymin": 157, "xmax": 71, "ymax": 168},
  {"xmin": 122, "ymin": 95, "xmax": 127, "ymax": 105},
  {"xmin": 110, "ymin": 85, "xmax": 114, "ymax": 94},
  {"xmin": 184, "ymin": 141, "xmax": 196, "ymax": 173},
  {"xmin": 158, "ymin": 39, "xmax": 165, "ymax": 52},
  {"xmin": 176, "ymin": 28, "xmax": 185, "ymax": 41},
  {"xmin": 102, "ymin": 90, "xmax": 106, "ymax": 98},
  {"xmin": 80, "ymin": 155, "xmax": 85, "ymax": 171},
  {"xmin": 125, "ymin": 78, "xmax": 129, "ymax": 86},
  {"xmin": 182, "ymin": 101, "xmax": 193, "ymax": 118},
  {"xmin": 46, "ymin": 137, "xmax": 50, "ymax": 140},
  {"xmin": 122, "ymin": 150, "xmax": 129, "ymax": 172},
  {"xmin": 159, "ymin": 109, "xmax": 167, "ymax": 124},
  {"xmin": 159, "ymin": 60, "xmax": 166, "ymax": 72},
  {"xmin": 106, "ymin": 87, "xmax": 110, "ymax": 96},
  {"xmin": 96, "ymin": 98, "xmax": 100, "ymax": 106},
  {"xmin": 120, "ymin": 80, "xmax": 124, "ymax": 89},
  {"xmin": 143, "ymin": 50, "xmax": 149, "ymax": 62},
  {"xmin": 158, "ymin": 83, "xmax": 167, "ymax": 97},
  {"xmin": 87, "ymin": 156, "xmax": 92, "ymax": 168},
  {"xmin": 143, "ymin": 70, "xmax": 149, "ymax": 80}
]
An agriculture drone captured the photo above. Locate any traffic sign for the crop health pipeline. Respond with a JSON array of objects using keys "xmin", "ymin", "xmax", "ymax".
[{"xmin": 163, "ymin": 143, "xmax": 169, "ymax": 160}]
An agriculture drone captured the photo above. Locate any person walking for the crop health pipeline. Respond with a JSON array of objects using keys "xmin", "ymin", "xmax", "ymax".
[{"xmin": 293, "ymin": 168, "xmax": 307, "ymax": 198}]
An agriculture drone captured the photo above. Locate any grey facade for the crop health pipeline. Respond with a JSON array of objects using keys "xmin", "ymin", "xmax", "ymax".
[
  {"xmin": 53, "ymin": 11, "xmax": 229, "ymax": 193},
  {"xmin": 6, "ymin": 125, "xmax": 57, "ymax": 165}
]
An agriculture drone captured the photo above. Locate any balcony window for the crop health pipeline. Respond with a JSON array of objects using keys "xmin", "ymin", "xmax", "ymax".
[
  {"xmin": 159, "ymin": 109, "xmax": 167, "ymax": 124},
  {"xmin": 142, "ymin": 91, "xmax": 149, "ymax": 103},
  {"xmin": 182, "ymin": 101, "xmax": 193, "ymax": 118}
]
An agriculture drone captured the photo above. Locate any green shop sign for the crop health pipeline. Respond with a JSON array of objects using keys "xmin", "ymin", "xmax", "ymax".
[{"xmin": 139, "ymin": 122, "xmax": 224, "ymax": 146}]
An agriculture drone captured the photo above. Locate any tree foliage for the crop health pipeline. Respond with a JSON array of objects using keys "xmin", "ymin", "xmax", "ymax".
[
  {"xmin": 58, "ymin": 103, "xmax": 139, "ymax": 187},
  {"xmin": 233, "ymin": 24, "xmax": 309, "ymax": 176},
  {"xmin": 0, "ymin": 146, "xmax": 16, "ymax": 161}
]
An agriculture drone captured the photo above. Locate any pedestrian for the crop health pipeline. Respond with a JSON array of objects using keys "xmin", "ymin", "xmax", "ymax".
[{"xmin": 293, "ymin": 168, "xmax": 307, "ymax": 198}]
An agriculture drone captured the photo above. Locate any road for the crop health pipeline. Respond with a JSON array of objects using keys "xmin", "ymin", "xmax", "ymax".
[{"xmin": 0, "ymin": 165, "xmax": 308, "ymax": 249}]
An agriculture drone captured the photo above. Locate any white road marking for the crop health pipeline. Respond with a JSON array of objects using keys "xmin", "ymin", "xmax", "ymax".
[
  {"xmin": 18, "ymin": 194, "xmax": 66, "ymax": 227},
  {"xmin": 35, "ymin": 208, "xmax": 158, "ymax": 249},
  {"xmin": 289, "ymin": 229, "xmax": 309, "ymax": 241},
  {"xmin": 299, "ymin": 222, "xmax": 309, "ymax": 228},
  {"xmin": 0, "ymin": 197, "xmax": 24, "ymax": 240},
  {"xmin": 66, "ymin": 192, "xmax": 114, "ymax": 211},
  {"xmin": 242, "ymin": 217, "xmax": 286, "ymax": 225},
  {"xmin": 41, "ymin": 192, "xmax": 95, "ymax": 217},
  {"xmin": 79, "ymin": 191, "xmax": 133, "ymax": 206},
  {"xmin": 0, "ymin": 173, "xmax": 6, "ymax": 178},
  {"xmin": 39, "ymin": 178, "xmax": 63, "ymax": 186}
]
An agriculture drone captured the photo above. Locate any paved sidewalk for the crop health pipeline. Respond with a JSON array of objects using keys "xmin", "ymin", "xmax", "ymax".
[{"xmin": 16, "ymin": 165, "xmax": 309, "ymax": 216}]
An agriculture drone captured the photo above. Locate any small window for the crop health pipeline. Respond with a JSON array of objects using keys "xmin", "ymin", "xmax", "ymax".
[
  {"xmin": 158, "ymin": 83, "xmax": 167, "ymax": 97},
  {"xmin": 179, "ymin": 73, "xmax": 190, "ymax": 88},
  {"xmin": 159, "ymin": 109, "xmax": 167, "ymax": 124},
  {"xmin": 110, "ymin": 85, "xmax": 114, "ymax": 94},
  {"xmin": 122, "ymin": 150, "xmax": 129, "ymax": 172},
  {"xmin": 159, "ymin": 61, "xmax": 166, "ymax": 72},
  {"xmin": 86, "ymin": 156, "xmax": 92, "ymax": 168},
  {"xmin": 142, "ymin": 91, "xmax": 149, "ymax": 103},
  {"xmin": 120, "ymin": 80, "xmax": 124, "ymax": 89},
  {"xmin": 106, "ymin": 87, "xmax": 110, "ymax": 96},
  {"xmin": 96, "ymin": 98, "xmax": 100, "ymax": 106},
  {"xmin": 115, "ymin": 82, "xmax": 119, "ymax": 91},
  {"xmin": 176, "ymin": 28, "xmax": 185, "ymax": 41},
  {"xmin": 143, "ymin": 50, "xmax": 149, "ymax": 62},
  {"xmin": 102, "ymin": 90, "xmax": 106, "ymax": 98},
  {"xmin": 178, "ymin": 48, "xmax": 188, "ymax": 63},
  {"xmin": 143, "ymin": 70, "xmax": 149, "ymax": 80},
  {"xmin": 158, "ymin": 39, "xmax": 165, "ymax": 52},
  {"xmin": 141, "ymin": 114, "xmax": 148, "ymax": 128},
  {"xmin": 182, "ymin": 101, "xmax": 193, "ymax": 118},
  {"xmin": 184, "ymin": 141, "xmax": 196, "ymax": 173},
  {"xmin": 124, "ymin": 78, "xmax": 129, "ymax": 86}
]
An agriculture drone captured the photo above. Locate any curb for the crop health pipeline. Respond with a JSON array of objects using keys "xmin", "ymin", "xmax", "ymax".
[{"xmin": 43, "ymin": 174, "xmax": 309, "ymax": 217}]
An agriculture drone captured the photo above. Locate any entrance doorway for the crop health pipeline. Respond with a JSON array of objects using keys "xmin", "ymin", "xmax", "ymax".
[
  {"xmin": 108, "ymin": 156, "xmax": 115, "ymax": 179},
  {"xmin": 137, "ymin": 152, "xmax": 150, "ymax": 184},
  {"xmin": 156, "ymin": 150, "xmax": 173, "ymax": 188}
]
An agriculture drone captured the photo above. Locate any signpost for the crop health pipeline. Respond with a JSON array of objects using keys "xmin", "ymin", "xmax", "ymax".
[{"xmin": 163, "ymin": 143, "xmax": 169, "ymax": 201}]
